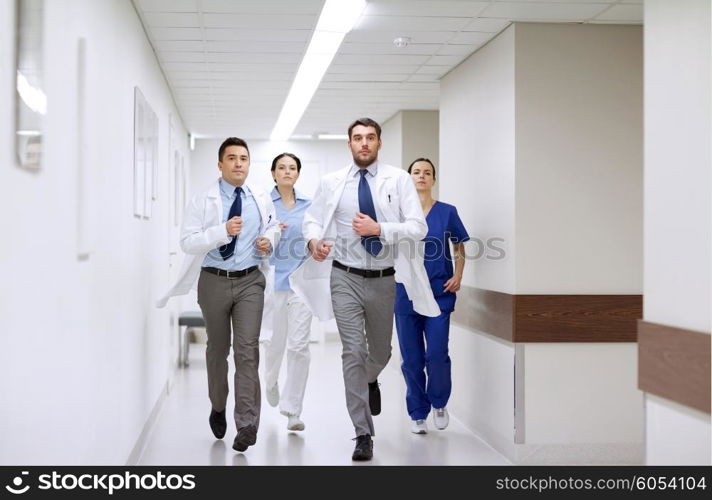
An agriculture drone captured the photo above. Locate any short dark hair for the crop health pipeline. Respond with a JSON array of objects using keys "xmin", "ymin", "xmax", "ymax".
[
  {"xmin": 271, "ymin": 152, "xmax": 302, "ymax": 183},
  {"xmin": 218, "ymin": 137, "xmax": 249, "ymax": 162},
  {"xmin": 348, "ymin": 118, "xmax": 381, "ymax": 140},
  {"xmin": 407, "ymin": 158, "xmax": 436, "ymax": 181}
]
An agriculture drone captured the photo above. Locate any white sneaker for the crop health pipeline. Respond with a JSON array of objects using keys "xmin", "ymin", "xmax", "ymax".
[
  {"xmin": 433, "ymin": 407, "xmax": 449, "ymax": 430},
  {"xmin": 266, "ymin": 384, "xmax": 279, "ymax": 407},
  {"xmin": 287, "ymin": 415, "xmax": 305, "ymax": 431},
  {"xmin": 411, "ymin": 419, "xmax": 428, "ymax": 434}
]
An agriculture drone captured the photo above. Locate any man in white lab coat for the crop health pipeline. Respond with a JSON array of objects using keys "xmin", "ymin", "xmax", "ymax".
[
  {"xmin": 157, "ymin": 137, "xmax": 279, "ymax": 453},
  {"xmin": 290, "ymin": 118, "xmax": 439, "ymax": 461}
]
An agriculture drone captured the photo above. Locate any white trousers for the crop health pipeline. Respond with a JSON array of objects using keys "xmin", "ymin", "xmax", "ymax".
[{"xmin": 264, "ymin": 289, "xmax": 312, "ymax": 417}]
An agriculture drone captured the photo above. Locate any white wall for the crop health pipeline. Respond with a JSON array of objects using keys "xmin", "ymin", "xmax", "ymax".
[
  {"xmin": 645, "ymin": 396, "xmax": 711, "ymax": 465},
  {"xmin": 515, "ymin": 23, "xmax": 644, "ymax": 463},
  {"xmin": 380, "ymin": 112, "xmax": 403, "ymax": 169},
  {"xmin": 519, "ymin": 344, "xmax": 644, "ymax": 464},
  {"xmin": 440, "ymin": 26, "xmax": 517, "ymax": 459},
  {"xmin": 402, "ymin": 110, "xmax": 439, "ymax": 169},
  {"xmin": 440, "ymin": 23, "xmax": 644, "ymax": 464},
  {"xmin": 440, "ymin": 25, "xmax": 516, "ymax": 295},
  {"xmin": 643, "ymin": 0, "xmax": 711, "ymax": 465},
  {"xmin": 449, "ymin": 325, "xmax": 516, "ymax": 459},
  {"xmin": 644, "ymin": 0, "xmax": 711, "ymax": 334},
  {"xmin": 0, "ymin": 0, "xmax": 189, "ymax": 464},
  {"xmin": 515, "ymin": 23, "xmax": 643, "ymax": 294}
]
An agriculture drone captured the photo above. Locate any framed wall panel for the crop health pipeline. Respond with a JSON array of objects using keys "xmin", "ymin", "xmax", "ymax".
[{"xmin": 14, "ymin": 0, "xmax": 45, "ymax": 171}]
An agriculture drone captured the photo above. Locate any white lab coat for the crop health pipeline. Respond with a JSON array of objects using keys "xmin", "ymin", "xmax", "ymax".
[
  {"xmin": 289, "ymin": 163, "xmax": 440, "ymax": 320},
  {"xmin": 157, "ymin": 178, "xmax": 280, "ymax": 308}
]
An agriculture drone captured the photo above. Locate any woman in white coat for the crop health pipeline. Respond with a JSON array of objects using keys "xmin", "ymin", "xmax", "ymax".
[{"xmin": 263, "ymin": 153, "xmax": 313, "ymax": 431}]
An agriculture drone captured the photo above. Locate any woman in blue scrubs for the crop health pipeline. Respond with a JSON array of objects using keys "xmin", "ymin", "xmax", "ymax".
[{"xmin": 395, "ymin": 158, "xmax": 469, "ymax": 435}]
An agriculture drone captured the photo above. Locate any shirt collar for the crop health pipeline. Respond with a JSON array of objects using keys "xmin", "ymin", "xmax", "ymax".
[
  {"xmin": 220, "ymin": 179, "xmax": 249, "ymax": 197},
  {"xmin": 271, "ymin": 186, "xmax": 308, "ymax": 202},
  {"xmin": 350, "ymin": 162, "xmax": 379, "ymax": 178}
]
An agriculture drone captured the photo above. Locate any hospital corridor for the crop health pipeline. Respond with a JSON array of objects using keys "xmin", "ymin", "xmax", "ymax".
[{"xmin": 0, "ymin": 0, "xmax": 709, "ymax": 468}]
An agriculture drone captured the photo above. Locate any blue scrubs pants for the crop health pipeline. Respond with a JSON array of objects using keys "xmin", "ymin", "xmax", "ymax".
[{"xmin": 395, "ymin": 311, "xmax": 451, "ymax": 420}]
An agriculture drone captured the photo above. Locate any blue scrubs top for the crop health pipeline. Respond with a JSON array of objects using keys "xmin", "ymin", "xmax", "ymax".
[{"xmin": 395, "ymin": 201, "xmax": 470, "ymax": 315}]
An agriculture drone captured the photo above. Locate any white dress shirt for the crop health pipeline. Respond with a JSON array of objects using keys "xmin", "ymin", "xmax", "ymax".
[{"xmin": 333, "ymin": 163, "xmax": 394, "ymax": 270}]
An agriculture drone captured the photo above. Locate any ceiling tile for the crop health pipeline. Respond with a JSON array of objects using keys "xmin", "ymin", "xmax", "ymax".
[
  {"xmin": 333, "ymin": 54, "xmax": 430, "ymax": 65},
  {"xmin": 155, "ymin": 40, "xmax": 205, "ymax": 51},
  {"xmin": 136, "ymin": 0, "xmax": 198, "ymax": 13},
  {"xmin": 203, "ymin": 29, "xmax": 310, "ymax": 42},
  {"xmin": 339, "ymin": 42, "xmax": 442, "ymax": 55},
  {"xmin": 329, "ymin": 64, "xmax": 419, "ymax": 74},
  {"xmin": 481, "ymin": 2, "xmax": 609, "ymax": 21},
  {"xmin": 143, "ymin": 12, "xmax": 200, "ymax": 27},
  {"xmin": 462, "ymin": 18, "xmax": 512, "ymax": 32},
  {"xmin": 415, "ymin": 65, "xmax": 449, "ymax": 76},
  {"xmin": 201, "ymin": 13, "xmax": 316, "ymax": 29},
  {"xmin": 205, "ymin": 41, "xmax": 306, "ymax": 53},
  {"xmin": 206, "ymin": 52, "xmax": 301, "ymax": 64},
  {"xmin": 435, "ymin": 44, "xmax": 481, "ymax": 55},
  {"xmin": 592, "ymin": 4, "xmax": 643, "ymax": 22},
  {"xmin": 346, "ymin": 30, "xmax": 454, "ymax": 44},
  {"xmin": 355, "ymin": 15, "xmax": 471, "ymax": 32},
  {"xmin": 406, "ymin": 74, "xmax": 440, "ymax": 82},
  {"xmin": 426, "ymin": 54, "xmax": 468, "ymax": 66},
  {"xmin": 364, "ymin": 1, "xmax": 489, "ymax": 17},
  {"xmin": 200, "ymin": 0, "xmax": 323, "ymax": 14},
  {"xmin": 322, "ymin": 73, "xmax": 408, "ymax": 82},
  {"xmin": 448, "ymin": 31, "xmax": 492, "ymax": 45},
  {"xmin": 158, "ymin": 52, "xmax": 206, "ymax": 63},
  {"xmin": 149, "ymin": 27, "xmax": 203, "ymax": 41}
]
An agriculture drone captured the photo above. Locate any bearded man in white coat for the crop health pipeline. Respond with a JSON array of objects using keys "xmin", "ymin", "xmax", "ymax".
[
  {"xmin": 158, "ymin": 137, "xmax": 279, "ymax": 454},
  {"xmin": 290, "ymin": 118, "xmax": 439, "ymax": 461}
]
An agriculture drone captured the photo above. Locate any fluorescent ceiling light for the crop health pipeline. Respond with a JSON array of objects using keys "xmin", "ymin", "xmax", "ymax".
[
  {"xmin": 16, "ymin": 130, "xmax": 41, "ymax": 136},
  {"xmin": 270, "ymin": 0, "xmax": 366, "ymax": 142},
  {"xmin": 317, "ymin": 134, "xmax": 348, "ymax": 140},
  {"xmin": 16, "ymin": 71, "xmax": 47, "ymax": 115}
]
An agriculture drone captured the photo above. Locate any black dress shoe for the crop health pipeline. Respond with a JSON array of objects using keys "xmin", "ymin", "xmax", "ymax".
[
  {"xmin": 368, "ymin": 380, "xmax": 381, "ymax": 416},
  {"xmin": 352, "ymin": 434, "xmax": 373, "ymax": 461},
  {"xmin": 209, "ymin": 409, "xmax": 227, "ymax": 439},
  {"xmin": 232, "ymin": 425, "xmax": 257, "ymax": 452}
]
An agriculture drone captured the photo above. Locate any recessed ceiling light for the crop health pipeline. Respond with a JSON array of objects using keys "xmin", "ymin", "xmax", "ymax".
[
  {"xmin": 317, "ymin": 134, "xmax": 348, "ymax": 140},
  {"xmin": 270, "ymin": 0, "xmax": 366, "ymax": 142},
  {"xmin": 393, "ymin": 36, "xmax": 411, "ymax": 48}
]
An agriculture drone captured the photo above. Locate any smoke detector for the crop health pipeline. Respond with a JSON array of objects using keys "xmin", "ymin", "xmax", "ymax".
[{"xmin": 393, "ymin": 36, "xmax": 411, "ymax": 48}]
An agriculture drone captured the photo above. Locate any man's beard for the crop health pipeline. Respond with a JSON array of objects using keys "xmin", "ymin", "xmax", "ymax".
[{"xmin": 353, "ymin": 151, "xmax": 377, "ymax": 168}]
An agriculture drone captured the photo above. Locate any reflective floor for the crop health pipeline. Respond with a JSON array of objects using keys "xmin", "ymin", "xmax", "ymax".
[{"xmin": 138, "ymin": 340, "xmax": 510, "ymax": 466}]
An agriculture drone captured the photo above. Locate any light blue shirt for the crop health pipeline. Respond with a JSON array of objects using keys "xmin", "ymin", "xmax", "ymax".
[
  {"xmin": 269, "ymin": 187, "xmax": 311, "ymax": 291},
  {"xmin": 202, "ymin": 179, "xmax": 261, "ymax": 271}
]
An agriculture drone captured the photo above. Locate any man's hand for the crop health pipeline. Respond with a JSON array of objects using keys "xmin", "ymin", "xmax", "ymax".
[
  {"xmin": 308, "ymin": 239, "xmax": 333, "ymax": 262},
  {"xmin": 226, "ymin": 216, "xmax": 242, "ymax": 236},
  {"xmin": 352, "ymin": 212, "xmax": 381, "ymax": 237},
  {"xmin": 255, "ymin": 237, "xmax": 272, "ymax": 255}
]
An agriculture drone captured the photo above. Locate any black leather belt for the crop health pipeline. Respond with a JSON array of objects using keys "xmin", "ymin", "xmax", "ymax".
[
  {"xmin": 333, "ymin": 260, "xmax": 395, "ymax": 278},
  {"xmin": 202, "ymin": 265, "xmax": 258, "ymax": 279}
]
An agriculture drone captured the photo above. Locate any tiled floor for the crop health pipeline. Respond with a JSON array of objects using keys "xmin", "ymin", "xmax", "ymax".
[{"xmin": 138, "ymin": 340, "xmax": 510, "ymax": 466}]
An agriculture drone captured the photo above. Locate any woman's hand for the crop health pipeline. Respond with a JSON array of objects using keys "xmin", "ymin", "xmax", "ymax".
[
  {"xmin": 443, "ymin": 276, "xmax": 461, "ymax": 293},
  {"xmin": 255, "ymin": 237, "xmax": 272, "ymax": 255}
]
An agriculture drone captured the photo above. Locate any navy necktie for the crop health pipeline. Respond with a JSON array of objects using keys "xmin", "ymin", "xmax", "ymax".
[
  {"xmin": 219, "ymin": 186, "xmax": 243, "ymax": 260},
  {"xmin": 358, "ymin": 169, "xmax": 383, "ymax": 256}
]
